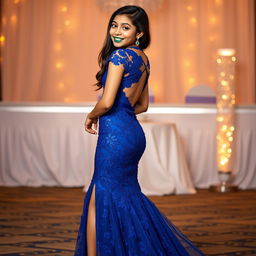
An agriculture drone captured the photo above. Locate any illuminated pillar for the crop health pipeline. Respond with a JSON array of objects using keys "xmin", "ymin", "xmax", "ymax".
[{"xmin": 210, "ymin": 48, "xmax": 238, "ymax": 192}]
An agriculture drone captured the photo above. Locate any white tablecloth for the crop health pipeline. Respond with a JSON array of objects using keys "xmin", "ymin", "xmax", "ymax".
[
  {"xmin": 0, "ymin": 105, "xmax": 195, "ymax": 195},
  {"xmin": 138, "ymin": 121, "xmax": 195, "ymax": 195},
  {"xmin": 1, "ymin": 103, "xmax": 255, "ymax": 192}
]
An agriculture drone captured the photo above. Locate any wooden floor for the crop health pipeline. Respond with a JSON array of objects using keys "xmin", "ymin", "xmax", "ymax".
[{"xmin": 0, "ymin": 186, "xmax": 256, "ymax": 256}]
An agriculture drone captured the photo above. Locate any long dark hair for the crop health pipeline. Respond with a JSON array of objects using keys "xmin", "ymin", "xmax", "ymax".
[{"xmin": 94, "ymin": 5, "xmax": 150, "ymax": 90}]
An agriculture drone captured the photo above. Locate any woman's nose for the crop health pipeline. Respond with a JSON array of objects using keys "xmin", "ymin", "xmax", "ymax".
[{"xmin": 114, "ymin": 26, "xmax": 122, "ymax": 35}]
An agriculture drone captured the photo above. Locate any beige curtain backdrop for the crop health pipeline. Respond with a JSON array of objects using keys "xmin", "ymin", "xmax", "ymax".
[{"xmin": 1, "ymin": 0, "xmax": 255, "ymax": 103}]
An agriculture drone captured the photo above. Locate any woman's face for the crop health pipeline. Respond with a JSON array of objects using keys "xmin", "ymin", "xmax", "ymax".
[{"xmin": 109, "ymin": 14, "xmax": 142, "ymax": 48}]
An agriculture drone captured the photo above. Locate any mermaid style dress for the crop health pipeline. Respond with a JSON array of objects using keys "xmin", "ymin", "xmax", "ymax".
[{"xmin": 74, "ymin": 46, "xmax": 205, "ymax": 256}]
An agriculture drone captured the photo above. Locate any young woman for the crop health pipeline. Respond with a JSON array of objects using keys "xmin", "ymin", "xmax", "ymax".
[{"xmin": 74, "ymin": 5, "xmax": 205, "ymax": 256}]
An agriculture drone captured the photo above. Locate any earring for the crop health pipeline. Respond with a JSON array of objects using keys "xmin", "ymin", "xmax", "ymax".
[{"xmin": 135, "ymin": 37, "xmax": 140, "ymax": 46}]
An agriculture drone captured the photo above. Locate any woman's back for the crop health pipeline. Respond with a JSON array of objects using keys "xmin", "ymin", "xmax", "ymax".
[{"xmin": 101, "ymin": 46, "xmax": 150, "ymax": 110}]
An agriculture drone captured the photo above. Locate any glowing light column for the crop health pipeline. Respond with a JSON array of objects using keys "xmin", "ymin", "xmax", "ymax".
[{"xmin": 211, "ymin": 48, "xmax": 237, "ymax": 192}]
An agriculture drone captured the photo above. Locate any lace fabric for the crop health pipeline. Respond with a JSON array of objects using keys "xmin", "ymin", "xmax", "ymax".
[{"xmin": 74, "ymin": 47, "xmax": 205, "ymax": 255}]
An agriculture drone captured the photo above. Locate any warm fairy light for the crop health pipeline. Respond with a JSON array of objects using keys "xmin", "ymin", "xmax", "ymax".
[
  {"xmin": 187, "ymin": 42, "xmax": 195, "ymax": 49},
  {"xmin": 221, "ymin": 125, "xmax": 227, "ymax": 131},
  {"xmin": 186, "ymin": 5, "xmax": 193, "ymax": 11},
  {"xmin": 215, "ymin": 0, "xmax": 223, "ymax": 5},
  {"xmin": 220, "ymin": 72, "xmax": 225, "ymax": 77},
  {"xmin": 221, "ymin": 94, "xmax": 228, "ymax": 100},
  {"xmin": 209, "ymin": 16, "xmax": 218, "ymax": 25},
  {"xmin": 209, "ymin": 35, "xmax": 217, "ymax": 42},
  {"xmin": 188, "ymin": 77, "xmax": 195, "ymax": 84},
  {"xmin": 217, "ymin": 116, "xmax": 224, "ymax": 122},
  {"xmin": 10, "ymin": 15, "xmax": 17, "ymax": 25},
  {"xmin": 55, "ymin": 61, "xmax": 64, "ymax": 69},
  {"xmin": 0, "ymin": 35, "xmax": 5, "ymax": 44},
  {"xmin": 232, "ymin": 56, "xmax": 236, "ymax": 62},
  {"xmin": 64, "ymin": 19, "xmax": 71, "ymax": 27},
  {"xmin": 184, "ymin": 59, "xmax": 191, "ymax": 68},
  {"xmin": 218, "ymin": 48, "xmax": 235, "ymax": 56},
  {"xmin": 229, "ymin": 74, "xmax": 234, "ymax": 80},
  {"xmin": 217, "ymin": 58, "xmax": 222, "ymax": 64},
  {"xmin": 222, "ymin": 143, "xmax": 227, "ymax": 148},
  {"xmin": 189, "ymin": 17, "xmax": 197, "ymax": 24},
  {"xmin": 14, "ymin": 0, "xmax": 20, "ymax": 4},
  {"xmin": 58, "ymin": 82, "xmax": 65, "ymax": 89},
  {"xmin": 64, "ymin": 97, "xmax": 75, "ymax": 102},
  {"xmin": 221, "ymin": 80, "xmax": 228, "ymax": 86},
  {"xmin": 220, "ymin": 158, "xmax": 228, "ymax": 165},
  {"xmin": 226, "ymin": 131, "xmax": 232, "ymax": 137},
  {"xmin": 0, "ymin": 35, "xmax": 5, "ymax": 47},
  {"xmin": 61, "ymin": 6, "xmax": 68, "ymax": 12}
]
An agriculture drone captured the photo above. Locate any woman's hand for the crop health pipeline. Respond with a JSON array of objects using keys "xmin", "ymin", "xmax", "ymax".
[{"xmin": 84, "ymin": 113, "xmax": 98, "ymax": 135}]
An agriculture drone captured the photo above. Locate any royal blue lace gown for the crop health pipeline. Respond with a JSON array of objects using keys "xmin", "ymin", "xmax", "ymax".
[{"xmin": 74, "ymin": 46, "xmax": 205, "ymax": 256}]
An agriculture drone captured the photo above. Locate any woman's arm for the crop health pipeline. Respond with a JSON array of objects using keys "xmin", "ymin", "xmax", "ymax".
[
  {"xmin": 88, "ymin": 62, "xmax": 125, "ymax": 119},
  {"xmin": 134, "ymin": 83, "xmax": 149, "ymax": 115}
]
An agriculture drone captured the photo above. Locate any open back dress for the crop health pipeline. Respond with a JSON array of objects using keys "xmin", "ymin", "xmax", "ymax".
[{"xmin": 74, "ymin": 46, "xmax": 205, "ymax": 256}]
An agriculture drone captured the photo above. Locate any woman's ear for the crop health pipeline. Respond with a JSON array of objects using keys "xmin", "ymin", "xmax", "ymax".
[{"xmin": 136, "ymin": 32, "xmax": 144, "ymax": 39}]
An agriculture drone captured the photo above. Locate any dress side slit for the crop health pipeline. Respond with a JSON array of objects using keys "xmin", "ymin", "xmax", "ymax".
[{"xmin": 86, "ymin": 183, "xmax": 97, "ymax": 256}]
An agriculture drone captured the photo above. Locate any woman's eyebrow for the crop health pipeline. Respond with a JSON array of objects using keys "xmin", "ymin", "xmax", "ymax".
[
  {"xmin": 121, "ymin": 23, "xmax": 131, "ymax": 26},
  {"xmin": 112, "ymin": 21, "xmax": 131, "ymax": 26}
]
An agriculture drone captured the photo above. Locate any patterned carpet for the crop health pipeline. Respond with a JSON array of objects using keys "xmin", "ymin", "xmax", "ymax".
[{"xmin": 0, "ymin": 186, "xmax": 256, "ymax": 256}]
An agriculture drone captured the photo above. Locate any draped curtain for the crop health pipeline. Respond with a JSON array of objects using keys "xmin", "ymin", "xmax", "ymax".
[{"xmin": 1, "ymin": 0, "xmax": 255, "ymax": 103}]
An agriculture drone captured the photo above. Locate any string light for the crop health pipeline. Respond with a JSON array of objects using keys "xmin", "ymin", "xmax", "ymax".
[
  {"xmin": 217, "ymin": 116, "xmax": 224, "ymax": 122},
  {"xmin": 215, "ymin": 0, "xmax": 223, "ymax": 5},
  {"xmin": 209, "ymin": 16, "xmax": 218, "ymax": 25},
  {"xmin": 221, "ymin": 94, "xmax": 228, "ymax": 100},
  {"xmin": 186, "ymin": 5, "xmax": 193, "ymax": 11},
  {"xmin": 54, "ymin": 2, "xmax": 75, "ymax": 100},
  {"xmin": 55, "ymin": 60, "xmax": 64, "ymax": 69},
  {"xmin": 64, "ymin": 19, "xmax": 71, "ymax": 27},
  {"xmin": 220, "ymin": 80, "xmax": 228, "ymax": 86},
  {"xmin": 189, "ymin": 17, "xmax": 197, "ymax": 25},
  {"xmin": 209, "ymin": 35, "xmax": 217, "ymax": 42},
  {"xmin": 187, "ymin": 42, "xmax": 195, "ymax": 49},
  {"xmin": 57, "ymin": 82, "xmax": 65, "ymax": 90},
  {"xmin": 183, "ymin": 59, "xmax": 191, "ymax": 68},
  {"xmin": 188, "ymin": 77, "xmax": 195, "ymax": 84},
  {"xmin": 10, "ymin": 15, "xmax": 17, "ymax": 25},
  {"xmin": 61, "ymin": 6, "xmax": 68, "ymax": 12},
  {"xmin": 0, "ymin": 35, "xmax": 5, "ymax": 44}
]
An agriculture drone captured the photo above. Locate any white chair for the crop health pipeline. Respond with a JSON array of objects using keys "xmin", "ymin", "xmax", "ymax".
[{"xmin": 185, "ymin": 85, "xmax": 216, "ymax": 104}]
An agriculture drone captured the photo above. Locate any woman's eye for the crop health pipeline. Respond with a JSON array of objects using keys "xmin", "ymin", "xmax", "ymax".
[
  {"xmin": 123, "ymin": 26, "xmax": 130, "ymax": 30},
  {"xmin": 111, "ymin": 24, "xmax": 117, "ymax": 28}
]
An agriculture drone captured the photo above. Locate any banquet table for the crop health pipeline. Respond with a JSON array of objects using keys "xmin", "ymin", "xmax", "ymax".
[
  {"xmin": 0, "ymin": 104, "xmax": 195, "ymax": 195},
  {"xmin": 0, "ymin": 102, "xmax": 255, "ymax": 194}
]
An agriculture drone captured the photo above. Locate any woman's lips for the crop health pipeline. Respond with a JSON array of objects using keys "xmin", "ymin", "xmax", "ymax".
[{"xmin": 113, "ymin": 37, "xmax": 124, "ymax": 43}]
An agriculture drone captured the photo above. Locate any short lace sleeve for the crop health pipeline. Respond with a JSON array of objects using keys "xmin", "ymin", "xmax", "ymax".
[{"xmin": 108, "ymin": 49, "xmax": 129, "ymax": 71}]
